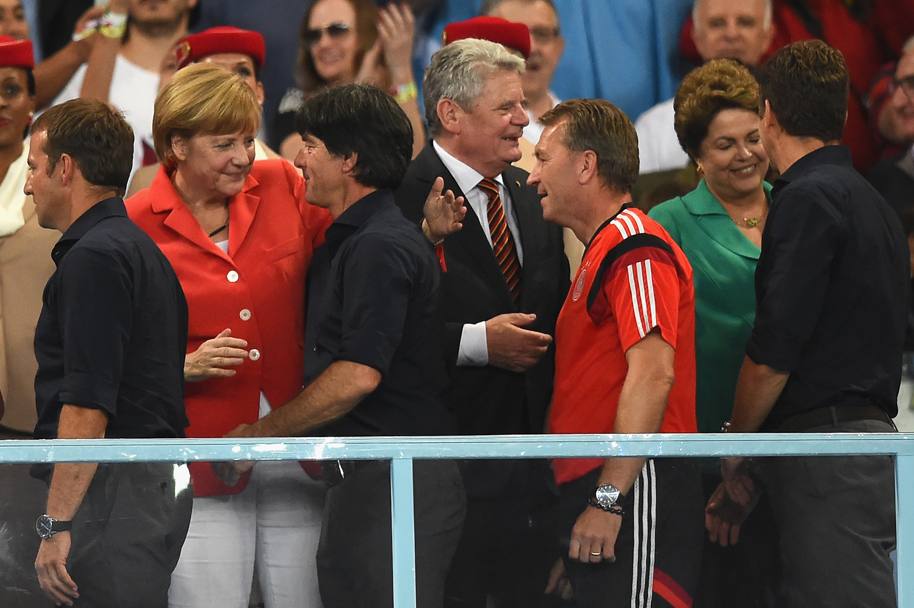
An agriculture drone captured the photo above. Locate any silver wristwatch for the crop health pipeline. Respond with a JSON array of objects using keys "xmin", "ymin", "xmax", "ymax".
[
  {"xmin": 36, "ymin": 514, "xmax": 72, "ymax": 539},
  {"xmin": 588, "ymin": 483, "xmax": 625, "ymax": 515}
]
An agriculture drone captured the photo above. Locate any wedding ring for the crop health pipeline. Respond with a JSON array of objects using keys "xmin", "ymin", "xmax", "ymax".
[{"xmin": 590, "ymin": 551, "xmax": 602, "ymax": 557}]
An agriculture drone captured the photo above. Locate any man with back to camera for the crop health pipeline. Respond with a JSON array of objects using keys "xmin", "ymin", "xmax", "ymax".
[
  {"xmin": 396, "ymin": 37, "xmax": 570, "ymax": 607},
  {"xmin": 27, "ymin": 98, "xmax": 191, "ymax": 607},
  {"xmin": 528, "ymin": 98, "xmax": 703, "ymax": 607},
  {"xmin": 712, "ymin": 39, "xmax": 907, "ymax": 607},
  {"xmin": 222, "ymin": 83, "xmax": 466, "ymax": 608},
  {"xmin": 635, "ymin": 0, "xmax": 773, "ymax": 174}
]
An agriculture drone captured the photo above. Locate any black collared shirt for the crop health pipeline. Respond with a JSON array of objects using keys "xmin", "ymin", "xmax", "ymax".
[
  {"xmin": 304, "ymin": 189, "xmax": 452, "ymax": 436},
  {"xmin": 34, "ymin": 197, "xmax": 188, "ymax": 439},
  {"xmin": 747, "ymin": 146, "xmax": 909, "ymax": 428}
]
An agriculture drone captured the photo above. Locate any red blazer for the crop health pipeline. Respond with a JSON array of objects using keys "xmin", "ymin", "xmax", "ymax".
[{"xmin": 127, "ymin": 160, "xmax": 332, "ymax": 496}]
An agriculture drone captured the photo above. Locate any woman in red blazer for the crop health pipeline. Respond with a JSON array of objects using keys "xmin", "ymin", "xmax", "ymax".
[{"xmin": 127, "ymin": 63, "xmax": 331, "ymax": 608}]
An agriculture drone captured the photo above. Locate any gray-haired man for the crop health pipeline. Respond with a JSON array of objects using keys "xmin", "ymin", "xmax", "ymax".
[{"xmin": 396, "ymin": 38, "xmax": 569, "ymax": 607}]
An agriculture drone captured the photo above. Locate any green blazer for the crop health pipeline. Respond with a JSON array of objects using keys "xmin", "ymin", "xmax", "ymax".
[{"xmin": 649, "ymin": 179, "xmax": 772, "ymax": 433}]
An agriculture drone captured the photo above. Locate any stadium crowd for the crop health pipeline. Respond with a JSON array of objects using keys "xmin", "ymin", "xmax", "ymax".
[{"xmin": 0, "ymin": 0, "xmax": 912, "ymax": 607}]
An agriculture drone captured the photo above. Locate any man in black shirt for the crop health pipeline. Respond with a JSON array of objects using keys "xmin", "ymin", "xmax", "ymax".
[
  {"xmin": 224, "ymin": 84, "xmax": 466, "ymax": 608},
  {"xmin": 28, "ymin": 99, "xmax": 191, "ymax": 607},
  {"xmin": 716, "ymin": 41, "xmax": 906, "ymax": 607}
]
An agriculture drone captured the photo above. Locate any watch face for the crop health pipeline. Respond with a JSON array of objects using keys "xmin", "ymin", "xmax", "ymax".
[
  {"xmin": 36, "ymin": 515, "xmax": 53, "ymax": 539},
  {"xmin": 595, "ymin": 485, "xmax": 621, "ymax": 507}
]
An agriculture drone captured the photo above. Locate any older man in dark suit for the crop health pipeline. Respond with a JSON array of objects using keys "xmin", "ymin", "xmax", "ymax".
[{"xmin": 396, "ymin": 38, "xmax": 569, "ymax": 608}]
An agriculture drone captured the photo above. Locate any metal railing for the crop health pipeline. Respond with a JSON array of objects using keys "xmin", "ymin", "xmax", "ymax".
[{"xmin": 2, "ymin": 432, "xmax": 912, "ymax": 607}]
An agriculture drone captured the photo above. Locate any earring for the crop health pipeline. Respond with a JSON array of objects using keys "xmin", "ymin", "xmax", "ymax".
[{"xmin": 695, "ymin": 162, "xmax": 704, "ymax": 176}]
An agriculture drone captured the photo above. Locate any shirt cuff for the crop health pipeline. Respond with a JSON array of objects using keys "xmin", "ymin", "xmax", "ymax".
[{"xmin": 457, "ymin": 321, "xmax": 489, "ymax": 366}]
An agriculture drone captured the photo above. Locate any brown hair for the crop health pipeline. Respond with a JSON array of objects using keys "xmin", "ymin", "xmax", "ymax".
[
  {"xmin": 32, "ymin": 98, "xmax": 134, "ymax": 193},
  {"xmin": 296, "ymin": 0, "xmax": 379, "ymax": 94},
  {"xmin": 674, "ymin": 58, "xmax": 760, "ymax": 160},
  {"xmin": 758, "ymin": 39, "xmax": 849, "ymax": 142},
  {"xmin": 153, "ymin": 63, "xmax": 260, "ymax": 169},
  {"xmin": 540, "ymin": 98, "xmax": 639, "ymax": 193}
]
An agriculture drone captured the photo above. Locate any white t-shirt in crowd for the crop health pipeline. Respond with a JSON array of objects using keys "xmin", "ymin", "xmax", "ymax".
[
  {"xmin": 635, "ymin": 97, "xmax": 690, "ymax": 174},
  {"xmin": 51, "ymin": 54, "xmax": 159, "ymax": 181}
]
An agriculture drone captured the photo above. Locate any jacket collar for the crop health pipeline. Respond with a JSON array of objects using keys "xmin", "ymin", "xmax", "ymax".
[
  {"xmin": 678, "ymin": 178, "xmax": 771, "ymax": 261},
  {"xmin": 148, "ymin": 165, "xmax": 262, "ymax": 260}
]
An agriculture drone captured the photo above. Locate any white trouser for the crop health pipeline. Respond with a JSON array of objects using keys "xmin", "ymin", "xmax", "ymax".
[{"xmin": 168, "ymin": 460, "xmax": 326, "ymax": 608}]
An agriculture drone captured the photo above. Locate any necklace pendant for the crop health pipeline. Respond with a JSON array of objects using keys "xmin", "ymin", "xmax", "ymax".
[{"xmin": 743, "ymin": 216, "xmax": 760, "ymax": 228}]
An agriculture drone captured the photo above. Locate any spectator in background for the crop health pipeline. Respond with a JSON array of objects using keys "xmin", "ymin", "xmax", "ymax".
[
  {"xmin": 0, "ymin": 0, "xmax": 26, "ymax": 39},
  {"xmin": 530, "ymin": 98, "xmax": 702, "ymax": 608},
  {"xmin": 194, "ymin": 0, "xmax": 309, "ymax": 149},
  {"xmin": 397, "ymin": 38, "xmax": 569, "ymax": 608},
  {"xmin": 0, "ymin": 37, "xmax": 57, "ymax": 437},
  {"xmin": 869, "ymin": 39, "xmax": 914, "ymax": 217},
  {"xmin": 127, "ymin": 26, "xmax": 282, "ymax": 196},
  {"xmin": 50, "ymin": 0, "xmax": 196, "ymax": 180},
  {"xmin": 482, "ymin": 0, "xmax": 563, "ymax": 147},
  {"xmin": 636, "ymin": 0, "xmax": 773, "ymax": 175},
  {"xmin": 274, "ymin": 0, "xmax": 425, "ymax": 160},
  {"xmin": 127, "ymin": 64, "xmax": 331, "ymax": 608},
  {"xmin": 648, "ymin": 58, "xmax": 778, "ymax": 606}
]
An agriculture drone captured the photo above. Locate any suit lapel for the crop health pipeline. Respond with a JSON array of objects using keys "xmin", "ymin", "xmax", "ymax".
[
  {"xmin": 421, "ymin": 147, "xmax": 511, "ymax": 300},
  {"xmin": 228, "ymin": 173, "xmax": 261, "ymax": 256},
  {"xmin": 150, "ymin": 167, "xmax": 232, "ymax": 263}
]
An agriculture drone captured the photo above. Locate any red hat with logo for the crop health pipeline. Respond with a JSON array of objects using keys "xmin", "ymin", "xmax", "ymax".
[
  {"xmin": 0, "ymin": 36, "xmax": 34, "ymax": 69},
  {"xmin": 175, "ymin": 26, "xmax": 266, "ymax": 70},
  {"xmin": 443, "ymin": 16, "xmax": 531, "ymax": 59}
]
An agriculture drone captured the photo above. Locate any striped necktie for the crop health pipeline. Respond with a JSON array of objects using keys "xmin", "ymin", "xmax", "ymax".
[{"xmin": 478, "ymin": 178, "xmax": 521, "ymax": 304}]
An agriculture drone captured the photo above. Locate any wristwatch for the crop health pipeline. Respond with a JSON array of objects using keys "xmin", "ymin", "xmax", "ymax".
[
  {"xmin": 35, "ymin": 514, "xmax": 72, "ymax": 540},
  {"xmin": 588, "ymin": 483, "xmax": 625, "ymax": 515}
]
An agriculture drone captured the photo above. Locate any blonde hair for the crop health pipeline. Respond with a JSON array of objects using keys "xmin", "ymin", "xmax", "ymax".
[{"xmin": 153, "ymin": 63, "xmax": 260, "ymax": 168}]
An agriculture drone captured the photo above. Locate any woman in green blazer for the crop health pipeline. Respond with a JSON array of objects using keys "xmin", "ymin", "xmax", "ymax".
[{"xmin": 649, "ymin": 59, "xmax": 771, "ymax": 434}]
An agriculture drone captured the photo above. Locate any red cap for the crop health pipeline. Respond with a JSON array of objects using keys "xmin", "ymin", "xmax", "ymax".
[
  {"xmin": 175, "ymin": 26, "xmax": 266, "ymax": 70},
  {"xmin": 443, "ymin": 16, "xmax": 531, "ymax": 59},
  {"xmin": 0, "ymin": 36, "xmax": 34, "ymax": 69}
]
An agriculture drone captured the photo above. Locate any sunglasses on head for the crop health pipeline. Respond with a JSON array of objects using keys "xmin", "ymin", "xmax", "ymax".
[{"xmin": 304, "ymin": 22, "xmax": 352, "ymax": 46}]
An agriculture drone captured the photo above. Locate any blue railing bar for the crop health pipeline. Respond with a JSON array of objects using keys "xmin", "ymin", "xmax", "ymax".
[
  {"xmin": 898, "ymin": 455, "xmax": 914, "ymax": 597},
  {"xmin": 390, "ymin": 458, "xmax": 417, "ymax": 608},
  {"xmin": 0, "ymin": 433, "xmax": 912, "ymax": 463}
]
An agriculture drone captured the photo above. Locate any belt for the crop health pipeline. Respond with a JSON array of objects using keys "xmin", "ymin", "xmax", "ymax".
[
  {"xmin": 320, "ymin": 459, "xmax": 385, "ymax": 486},
  {"xmin": 774, "ymin": 404, "xmax": 892, "ymax": 432}
]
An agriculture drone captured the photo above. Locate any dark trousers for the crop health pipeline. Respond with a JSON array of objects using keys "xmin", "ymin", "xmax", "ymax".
[
  {"xmin": 443, "ymin": 493, "xmax": 563, "ymax": 608},
  {"xmin": 759, "ymin": 418, "xmax": 897, "ymax": 608},
  {"xmin": 66, "ymin": 463, "xmax": 193, "ymax": 608},
  {"xmin": 317, "ymin": 459, "xmax": 466, "ymax": 608},
  {"xmin": 558, "ymin": 459, "xmax": 704, "ymax": 608},
  {"xmin": 694, "ymin": 462, "xmax": 780, "ymax": 608}
]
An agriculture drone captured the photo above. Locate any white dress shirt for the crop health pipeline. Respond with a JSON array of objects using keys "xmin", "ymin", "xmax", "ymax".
[{"xmin": 433, "ymin": 141, "xmax": 526, "ymax": 367}]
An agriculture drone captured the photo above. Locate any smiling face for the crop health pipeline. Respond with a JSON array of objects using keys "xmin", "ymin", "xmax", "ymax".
[
  {"xmin": 0, "ymin": 66, "xmax": 32, "ymax": 148},
  {"xmin": 487, "ymin": 0, "xmax": 564, "ymax": 101},
  {"xmin": 696, "ymin": 108, "xmax": 769, "ymax": 202},
  {"xmin": 307, "ymin": 0, "xmax": 358, "ymax": 85},
  {"xmin": 293, "ymin": 133, "xmax": 345, "ymax": 211},
  {"xmin": 172, "ymin": 131, "xmax": 255, "ymax": 199},
  {"xmin": 692, "ymin": 0, "xmax": 772, "ymax": 66},
  {"xmin": 528, "ymin": 121, "xmax": 579, "ymax": 227},
  {"xmin": 452, "ymin": 69, "xmax": 528, "ymax": 176},
  {"xmin": 0, "ymin": 0, "xmax": 27, "ymax": 39}
]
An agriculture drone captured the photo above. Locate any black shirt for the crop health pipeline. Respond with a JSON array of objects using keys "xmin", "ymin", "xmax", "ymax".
[
  {"xmin": 747, "ymin": 145, "xmax": 909, "ymax": 428},
  {"xmin": 305, "ymin": 189, "xmax": 452, "ymax": 436},
  {"xmin": 33, "ymin": 197, "xmax": 189, "ymax": 440}
]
